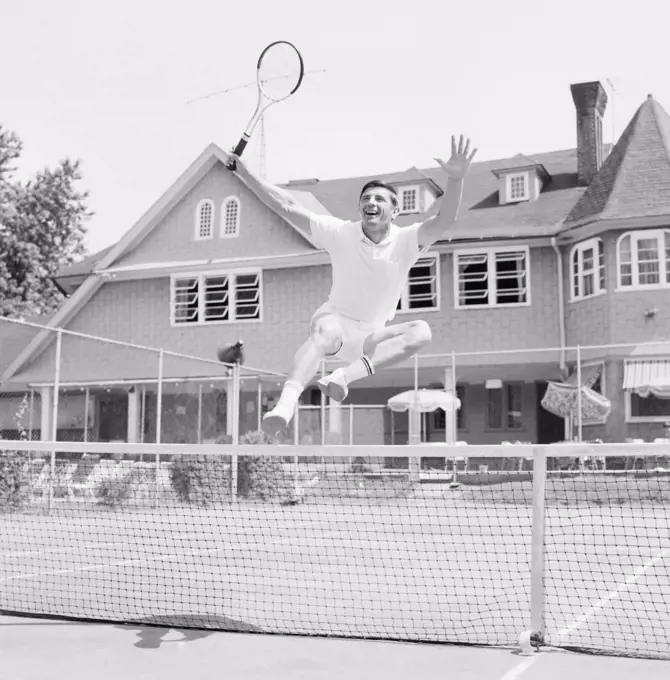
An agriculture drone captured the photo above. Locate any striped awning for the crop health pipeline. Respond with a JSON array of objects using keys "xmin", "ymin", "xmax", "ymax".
[{"xmin": 623, "ymin": 360, "xmax": 670, "ymax": 390}]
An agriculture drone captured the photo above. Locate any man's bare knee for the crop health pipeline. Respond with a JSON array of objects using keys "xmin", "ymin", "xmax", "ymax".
[
  {"xmin": 406, "ymin": 320, "xmax": 432, "ymax": 350},
  {"xmin": 310, "ymin": 315, "xmax": 343, "ymax": 355}
]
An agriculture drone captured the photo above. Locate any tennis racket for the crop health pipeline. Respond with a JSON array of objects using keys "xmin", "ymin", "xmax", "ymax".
[{"xmin": 226, "ymin": 41, "xmax": 304, "ymax": 170}]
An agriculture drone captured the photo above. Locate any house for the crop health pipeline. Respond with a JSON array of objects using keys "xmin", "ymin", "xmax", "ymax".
[{"xmin": 2, "ymin": 80, "xmax": 670, "ymax": 449}]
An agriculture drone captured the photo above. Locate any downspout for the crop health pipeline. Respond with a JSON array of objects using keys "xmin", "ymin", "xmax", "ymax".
[{"xmin": 551, "ymin": 237, "xmax": 566, "ymax": 376}]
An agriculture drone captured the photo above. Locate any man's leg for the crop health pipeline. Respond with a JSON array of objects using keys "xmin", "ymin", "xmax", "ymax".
[
  {"xmin": 317, "ymin": 320, "xmax": 432, "ymax": 402},
  {"xmin": 262, "ymin": 314, "xmax": 344, "ymax": 434}
]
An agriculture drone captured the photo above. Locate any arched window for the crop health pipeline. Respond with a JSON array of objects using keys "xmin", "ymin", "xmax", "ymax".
[
  {"xmin": 195, "ymin": 199, "xmax": 214, "ymax": 240},
  {"xmin": 570, "ymin": 238, "xmax": 605, "ymax": 300},
  {"xmin": 221, "ymin": 196, "xmax": 240, "ymax": 238}
]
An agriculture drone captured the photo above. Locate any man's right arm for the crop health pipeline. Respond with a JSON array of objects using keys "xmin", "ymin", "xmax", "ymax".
[{"xmin": 230, "ymin": 156, "xmax": 314, "ymax": 235}]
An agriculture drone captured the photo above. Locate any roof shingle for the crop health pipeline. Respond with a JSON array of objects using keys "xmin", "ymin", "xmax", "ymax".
[{"xmin": 564, "ymin": 96, "xmax": 670, "ymax": 227}]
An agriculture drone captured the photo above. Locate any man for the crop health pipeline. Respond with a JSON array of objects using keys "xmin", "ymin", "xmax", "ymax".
[{"xmin": 227, "ymin": 135, "xmax": 476, "ymax": 435}]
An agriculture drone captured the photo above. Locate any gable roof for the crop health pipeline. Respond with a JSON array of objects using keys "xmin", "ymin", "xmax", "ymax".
[
  {"xmin": 490, "ymin": 153, "xmax": 551, "ymax": 180},
  {"xmin": 1, "ymin": 144, "xmax": 319, "ymax": 386},
  {"xmin": 0, "ymin": 315, "xmax": 53, "ymax": 379},
  {"xmin": 53, "ymin": 246, "xmax": 113, "ymax": 294},
  {"xmin": 563, "ymin": 96, "xmax": 670, "ymax": 229}
]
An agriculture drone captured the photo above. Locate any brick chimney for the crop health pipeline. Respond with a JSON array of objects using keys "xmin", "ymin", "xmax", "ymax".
[{"xmin": 570, "ymin": 81, "xmax": 608, "ymax": 186}]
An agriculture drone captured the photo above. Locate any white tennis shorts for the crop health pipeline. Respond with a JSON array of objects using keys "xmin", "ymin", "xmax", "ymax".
[{"xmin": 310, "ymin": 304, "xmax": 380, "ymax": 363}]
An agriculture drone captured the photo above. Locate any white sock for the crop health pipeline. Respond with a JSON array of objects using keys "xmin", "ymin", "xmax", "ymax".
[
  {"xmin": 273, "ymin": 380, "xmax": 303, "ymax": 417},
  {"xmin": 340, "ymin": 356, "xmax": 374, "ymax": 385}
]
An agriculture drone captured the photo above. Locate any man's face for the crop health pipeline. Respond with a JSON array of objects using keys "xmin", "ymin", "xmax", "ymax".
[{"xmin": 359, "ymin": 187, "xmax": 398, "ymax": 228}]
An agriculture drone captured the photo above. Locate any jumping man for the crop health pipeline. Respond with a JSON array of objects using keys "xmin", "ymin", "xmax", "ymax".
[{"xmin": 227, "ymin": 135, "xmax": 476, "ymax": 435}]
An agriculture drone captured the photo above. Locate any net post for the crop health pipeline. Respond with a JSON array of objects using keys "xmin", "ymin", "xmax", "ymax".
[
  {"xmin": 47, "ymin": 329, "xmax": 63, "ymax": 514},
  {"xmin": 521, "ymin": 444, "xmax": 547, "ymax": 653},
  {"xmin": 154, "ymin": 348, "xmax": 164, "ymax": 508},
  {"xmin": 256, "ymin": 378, "xmax": 262, "ymax": 431}
]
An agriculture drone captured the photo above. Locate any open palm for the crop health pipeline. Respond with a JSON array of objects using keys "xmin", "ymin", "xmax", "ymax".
[{"xmin": 435, "ymin": 135, "xmax": 477, "ymax": 180}]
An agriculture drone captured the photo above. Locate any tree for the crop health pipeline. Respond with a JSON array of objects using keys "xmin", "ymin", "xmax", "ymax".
[{"xmin": 0, "ymin": 126, "xmax": 91, "ymax": 317}]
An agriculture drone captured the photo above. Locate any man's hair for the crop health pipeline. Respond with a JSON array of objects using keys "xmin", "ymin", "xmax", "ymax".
[{"xmin": 359, "ymin": 180, "xmax": 399, "ymax": 207}]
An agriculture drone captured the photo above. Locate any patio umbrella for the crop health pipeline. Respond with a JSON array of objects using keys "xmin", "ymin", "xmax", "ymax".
[{"xmin": 387, "ymin": 389, "xmax": 461, "ymax": 413}]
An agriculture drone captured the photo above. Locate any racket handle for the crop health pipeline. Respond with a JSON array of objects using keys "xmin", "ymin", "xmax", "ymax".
[
  {"xmin": 226, "ymin": 136, "xmax": 250, "ymax": 171},
  {"xmin": 233, "ymin": 137, "xmax": 249, "ymax": 157}
]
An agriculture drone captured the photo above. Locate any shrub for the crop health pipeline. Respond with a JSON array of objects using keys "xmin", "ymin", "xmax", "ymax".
[
  {"xmin": 237, "ymin": 430, "xmax": 288, "ymax": 501},
  {"xmin": 0, "ymin": 449, "xmax": 31, "ymax": 511},
  {"xmin": 96, "ymin": 468, "xmax": 146, "ymax": 508},
  {"xmin": 0, "ymin": 395, "xmax": 32, "ymax": 511},
  {"xmin": 170, "ymin": 453, "xmax": 230, "ymax": 506}
]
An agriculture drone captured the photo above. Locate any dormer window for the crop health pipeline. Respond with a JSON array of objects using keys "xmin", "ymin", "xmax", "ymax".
[
  {"xmin": 492, "ymin": 157, "xmax": 549, "ymax": 205},
  {"xmin": 399, "ymin": 186, "xmax": 420, "ymax": 214},
  {"xmin": 507, "ymin": 173, "xmax": 529, "ymax": 202}
]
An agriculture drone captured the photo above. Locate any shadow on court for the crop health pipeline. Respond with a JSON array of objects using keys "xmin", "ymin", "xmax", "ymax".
[
  {"xmin": 114, "ymin": 614, "xmax": 263, "ymax": 649},
  {"xmin": 2, "ymin": 614, "xmax": 669, "ymax": 680}
]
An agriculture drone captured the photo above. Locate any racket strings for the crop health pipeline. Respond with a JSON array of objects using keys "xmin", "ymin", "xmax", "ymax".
[{"xmin": 257, "ymin": 42, "xmax": 303, "ymax": 101}]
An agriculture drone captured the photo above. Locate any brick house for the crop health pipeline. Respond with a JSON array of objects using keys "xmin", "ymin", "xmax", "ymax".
[{"xmin": 2, "ymin": 79, "xmax": 670, "ymax": 447}]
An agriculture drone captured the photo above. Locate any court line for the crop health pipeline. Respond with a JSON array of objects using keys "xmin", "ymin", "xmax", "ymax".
[
  {"xmin": 1, "ymin": 542, "xmax": 127, "ymax": 559},
  {"xmin": 0, "ymin": 520, "xmax": 323, "ymax": 559},
  {"xmin": 555, "ymin": 547, "xmax": 670, "ymax": 640},
  {"xmin": 498, "ymin": 655, "xmax": 540, "ymax": 680},
  {"xmin": 0, "ymin": 530, "xmax": 341, "ymax": 582}
]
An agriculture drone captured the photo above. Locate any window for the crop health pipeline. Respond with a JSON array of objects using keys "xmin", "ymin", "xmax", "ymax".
[
  {"xmin": 628, "ymin": 392, "xmax": 670, "ymax": 421},
  {"xmin": 399, "ymin": 186, "xmax": 419, "ymax": 213},
  {"xmin": 195, "ymin": 199, "xmax": 214, "ymax": 240},
  {"xmin": 571, "ymin": 238, "xmax": 605, "ymax": 300},
  {"xmin": 506, "ymin": 173, "xmax": 529, "ymax": 202},
  {"xmin": 397, "ymin": 254, "xmax": 439, "ymax": 312},
  {"xmin": 171, "ymin": 270, "xmax": 261, "ymax": 325},
  {"xmin": 617, "ymin": 229, "xmax": 670, "ymax": 289},
  {"xmin": 431, "ymin": 385, "xmax": 466, "ymax": 431},
  {"xmin": 221, "ymin": 197, "xmax": 240, "ymax": 238},
  {"xmin": 455, "ymin": 247, "xmax": 529, "ymax": 308},
  {"xmin": 487, "ymin": 383, "xmax": 524, "ymax": 430}
]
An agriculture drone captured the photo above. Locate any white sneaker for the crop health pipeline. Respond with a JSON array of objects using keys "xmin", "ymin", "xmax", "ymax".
[
  {"xmin": 261, "ymin": 408, "xmax": 292, "ymax": 439},
  {"xmin": 317, "ymin": 371, "xmax": 348, "ymax": 402}
]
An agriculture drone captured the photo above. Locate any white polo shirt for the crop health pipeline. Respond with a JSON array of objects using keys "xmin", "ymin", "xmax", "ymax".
[{"xmin": 310, "ymin": 214, "xmax": 424, "ymax": 328}]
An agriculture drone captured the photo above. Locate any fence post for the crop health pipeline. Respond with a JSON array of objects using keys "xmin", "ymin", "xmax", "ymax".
[
  {"xmin": 521, "ymin": 444, "xmax": 547, "ymax": 652},
  {"xmin": 83, "ymin": 387, "xmax": 90, "ymax": 444},
  {"xmin": 576, "ymin": 345, "xmax": 583, "ymax": 443},
  {"xmin": 320, "ymin": 359, "xmax": 326, "ymax": 446},
  {"xmin": 47, "ymin": 330, "xmax": 63, "ymax": 514},
  {"xmin": 196, "ymin": 383, "xmax": 203, "ymax": 445},
  {"xmin": 28, "ymin": 389, "xmax": 35, "ymax": 441},
  {"xmin": 230, "ymin": 362, "xmax": 240, "ymax": 501},
  {"xmin": 154, "ymin": 349, "xmax": 164, "ymax": 508}
]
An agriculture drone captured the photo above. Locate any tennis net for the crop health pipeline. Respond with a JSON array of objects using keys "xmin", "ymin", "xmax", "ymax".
[{"xmin": 0, "ymin": 439, "xmax": 668, "ymax": 659}]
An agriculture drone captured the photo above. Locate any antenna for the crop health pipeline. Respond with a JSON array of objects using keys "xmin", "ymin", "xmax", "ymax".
[{"xmin": 187, "ymin": 70, "xmax": 326, "ymax": 179}]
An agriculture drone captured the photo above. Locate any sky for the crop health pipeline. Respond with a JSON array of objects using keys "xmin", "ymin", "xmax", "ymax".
[{"xmin": 1, "ymin": 0, "xmax": 668, "ymax": 255}]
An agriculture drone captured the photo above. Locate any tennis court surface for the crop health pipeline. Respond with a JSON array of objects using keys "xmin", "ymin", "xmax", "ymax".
[{"xmin": 1, "ymin": 440, "xmax": 669, "ymax": 677}]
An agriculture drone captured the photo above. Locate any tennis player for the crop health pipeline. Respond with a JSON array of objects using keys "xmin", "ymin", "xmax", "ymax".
[{"xmin": 228, "ymin": 135, "xmax": 476, "ymax": 435}]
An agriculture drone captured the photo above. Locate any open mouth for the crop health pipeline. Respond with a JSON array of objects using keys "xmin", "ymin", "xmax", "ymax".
[{"xmin": 364, "ymin": 207, "xmax": 380, "ymax": 217}]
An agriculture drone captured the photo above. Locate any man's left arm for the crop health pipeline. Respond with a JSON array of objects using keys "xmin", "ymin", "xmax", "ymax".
[{"xmin": 418, "ymin": 135, "xmax": 477, "ymax": 249}]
